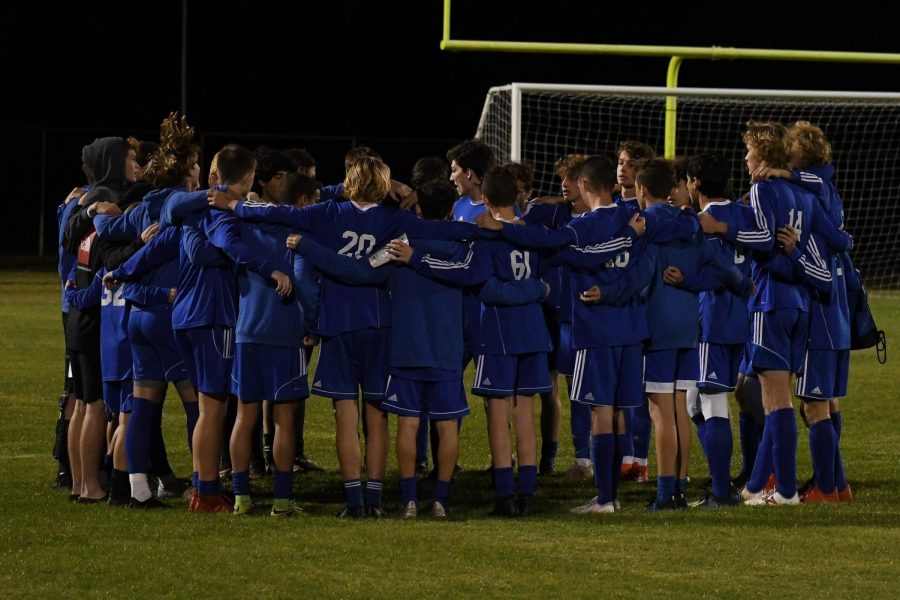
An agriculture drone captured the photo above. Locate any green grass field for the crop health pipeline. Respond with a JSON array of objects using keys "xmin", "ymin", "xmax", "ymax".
[{"xmin": 2, "ymin": 269, "xmax": 899, "ymax": 598}]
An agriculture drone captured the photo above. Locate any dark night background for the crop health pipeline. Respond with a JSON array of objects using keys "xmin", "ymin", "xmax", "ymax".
[{"xmin": 3, "ymin": 1, "xmax": 899, "ymax": 258}]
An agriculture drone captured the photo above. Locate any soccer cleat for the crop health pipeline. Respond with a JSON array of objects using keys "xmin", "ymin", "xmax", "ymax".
[
  {"xmin": 622, "ymin": 464, "xmax": 649, "ymax": 483},
  {"xmin": 675, "ymin": 491, "xmax": 689, "ymax": 510},
  {"xmin": 233, "ymin": 497, "xmax": 254, "ymax": 516},
  {"xmin": 188, "ymin": 488, "xmax": 199, "ymax": 511},
  {"xmin": 539, "ymin": 455, "xmax": 557, "ymax": 477},
  {"xmin": 431, "ymin": 501, "xmax": 448, "ymax": 519},
  {"xmin": 517, "ymin": 494, "xmax": 535, "ymax": 517},
  {"xmin": 336, "ymin": 505, "xmax": 365, "ymax": 519},
  {"xmin": 838, "ymin": 484, "xmax": 854, "ymax": 503},
  {"xmin": 75, "ymin": 494, "xmax": 109, "ymax": 505},
  {"xmin": 401, "ymin": 501, "xmax": 418, "ymax": 519},
  {"xmin": 647, "ymin": 496, "xmax": 680, "ymax": 512},
  {"xmin": 571, "ymin": 498, "xmax": 615, "ymax": 514},
  {"xmin": 293, "ymin": 454, "xmax": 324, "ymax": 473},
  {"xmin": 190, "ymin": 494, "xmax": 231, "ymax": 513},
  {"xmin": 693, "ymin": 493, "xmax": 741, "ymax": 509},
  {"xmin": 565, "ymin": 462, "xmax": 594, "ymax": 479},
  {"xmin": 731, "ymin": 471, "xmax": 750, "ymax": 491},
  {"xmin": 489, "ymin": 495, "xmax": 519, "ymax": 517},
  {"xmin": 801, "ymin": 486, "xmax": 839, "ymax": 504},
  {"xmin": 157, "ymin": 478, "xmax": 190, "ymax": 499},
  {"xmin": 797, "ymin": 476, "xmax": 816, "ymax": 497},
  {"xmin": 129, "ymin": 496, "xmax": 165, "ymax": 509},
  {"xmin": 365, "ymin": 505, "xmax": 389, "ymax": 519},
  {"xmin": 745, "ymin": 489, "xmax": 800, "ymax": 506},
  {"xmin": 764, "ymin": 473, "xmax": 777, "ymax": 494},
  {"xmin": 620, "ymin": 461, "xmax": 634, "ymax": 477},
  {"xmin": 271, "ymin": 501, "xmax": 304, "ymax": 517},
  {"xmin": 52, "ymin": 471, "xmax": 73, "ymax": 491}
]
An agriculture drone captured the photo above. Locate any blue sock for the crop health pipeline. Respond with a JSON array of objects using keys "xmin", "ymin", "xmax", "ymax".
[
  {"xmin": 518, "ymin": 465, "xmax": 537, "ymax": 496},
  {"xmin": 612, "ymin": 433, "xmax": 627, "ymax": 501},
  {"xmin": 494, "ymin": 467, "xmax": 514, "ymax": 498},
  {"xmin": 657, "ymin": 475, "xmax": 676, "ymax": 503},
  {"xmin": 198, "ymin": 478, "xmax": 219, "ymax": 495},
  {"xmin": 148, "ymin": 413, "xmax": 173, "ymax": 477},
  {"xmin": 747, "ymin": 416, "xmax": 774, "ymax": 493},
  {"xmin": 632, "ymin": 401, "xmax": 652, "ymax": 462},
  {"xmin": 126, "ymin": 397, "xmax": 161, "ymax": 476},
  {"xmin": 678, "ymin": 478, "xmax": 688, "ymax": 494},
  {"xmin": 619, "ymin": 408, "xmax": 634, "ymax": 460},
  {"xmin": 192, "ymin": 471, "xmax": 198, "ymax": 489},
  {"xmin": 591, "ymin": 434, "xmax": 615, "ymax": 505},
  {"xmin": 344, "ymin": 479, "xmax": 363, "ymax": 508},
  {"xmin": 103, "ymin": 453, "xmax": 113, "ymax": 473},
  {"xmin": 809, "ymin": 420, "xmax": 837, "ymax": 493},
  {"xmin": 832, "ymin": 412, "xmax": 847, "ymax": 490},
  {"xmin": 770, "ymin": 408, "xmax": 798, "ymax": 498},
  {"xmin": 231, "ymin": 470, "xmax": 250, "ymax": 496},
  {"xmin": 571, "ymin": 401, "xmax": 592, "ymax": 460},
  {"xmin": 366, "ymin": 479, "xmax": 383, "ymax": 507},
  {"xmin": 696, "ymin": 420, "xmax": 710, "ymax": 457},
  {"xmin": 182, "ymin": 400, "xmax": 199, "ymax": 453},
  {"xmin": 705, "ymin": 417, "xmax": 733, "ymax": 499},
  {"xmin": 273, "ymin": 470, "xmax": 293, "ymax": 500},
  {"xmin": 434, "ymin": 479, "xmax": 451, "ymax": 507},
  {"xmin": 738, "ymin": 412, "xmax": 758, "ymax": 476},
  {"xmin": 416, "ymin": 415, "xmax": 429, "ymax": 465},
  {"xmin": 400, "ymin": 477, "xmax": 417, "ymax": 504},
  {"xmin": 541, "ymin": 441, "xmax": 559, "ymax": 461}
]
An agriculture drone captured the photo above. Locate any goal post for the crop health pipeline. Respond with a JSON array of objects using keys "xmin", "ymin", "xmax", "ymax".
[{"xmin": 476, "ymin": 83, "xmax": 900, "ymax": 289}]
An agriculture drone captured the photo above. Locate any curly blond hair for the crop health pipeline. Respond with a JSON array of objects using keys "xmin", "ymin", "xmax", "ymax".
[
  {"xmin": 742, "ymin": 121, "xmax": 789, "ymax": 168},
  {"xmin": 554, "ymin": 154, "xmax": 590, "ymax": 179},
  {"xmin": 344, "ymin": 156, "xmax": 391, "ymax": 204},
  {"xmin": 143, "ymin": 112, "xmax": 199, "ymax": 188},
  {"xmin": 787, "ymin": 121, "xmax": 832, "ymax": 168}
]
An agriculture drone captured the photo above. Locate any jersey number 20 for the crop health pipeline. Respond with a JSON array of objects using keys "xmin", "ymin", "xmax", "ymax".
[{"xmin": 338, "ymin": 231, "xmax": 377, "ymax": 258}]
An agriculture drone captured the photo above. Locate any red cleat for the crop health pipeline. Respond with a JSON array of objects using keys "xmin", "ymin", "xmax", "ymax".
[
  {"xmin": 188, "ymin": 488, "xmax": 199, "ymax": 511},
  {"xmin": 191, "ymin": 493, "xmax": 231, "ymax": 513},
  {"xmin": 801, "ymin": 486, "xmax": 839, "ymax": 503},
  {"xmin": 620, "ymin": 461, "xmax": 634, "ymax": 477},
  {"xmin": 838, "ymin": 484, "xmax": 853, "ymax": 503},
  {"xmin": 764, "ymin": 473, "xmax": 777, "ymax": 494}
]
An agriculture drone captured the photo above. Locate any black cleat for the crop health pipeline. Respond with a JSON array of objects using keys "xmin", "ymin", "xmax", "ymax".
[
  {"xmin": 539, "ymin": 455, "xmax": 557, "ymax": 477},
  {"xmin": 157, "ymin": 477, "xmax": 191, "ymax": 499},
  {"xmin": 517, "ymin": 494, "xmax": 535, "ymax": 517},
  {"xmin": 365, "ymin": 505, "xmax": 388, "ymax": 519},
  {"xmin": 76, "ymin": 494, "xmax": 109, "ymax": 505},
  {"xmin": 675, "ymin": 491, "xmax": 689, "ymax": 510},
  {"xmin": 797, "ymin": 476, "xmax": 816, "ymax": 497},
  {"xmin": 52, "ymin": 471, "xmax": 73, "ymax": 491},
  {"xmin": 490, "ymin": 495, "xmax": 519, "ymax": 517},
  {"xmin": 731, "ymin": 471, "xmax": 750, "ymax": 490},
  {"xmin": 336, "ymin": 505, "xmax": 365, "ymax": 519},
  {"xmin": 694, "ymin": 493, "xmax": 741, "ymax": 509},
  {"xmin": 129, "ymin": 496, "xmax": 165, "ymax": 509},
  {"xmin": 107, "ymin": 491, "xmax": 130, "ymax": 507},
  {"xmin": 646, "ymin": 495, "xmax": 680, "ymax": 512}
]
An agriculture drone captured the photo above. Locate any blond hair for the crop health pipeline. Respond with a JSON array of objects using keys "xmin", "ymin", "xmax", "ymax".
[
  {"xmin": 554, "ymin": 153, "xmax": 590, "ymax": 179},
  {"xmin": 742, "ymin": 121, "xmax": 789, "ymax": 169},
  {"xmin": 788, "ymin": 121, "xmax": 832, "ymax": 168},
  {"xmin": 344, "ymin": 156, "xmax": 391, "ymax": 204}
]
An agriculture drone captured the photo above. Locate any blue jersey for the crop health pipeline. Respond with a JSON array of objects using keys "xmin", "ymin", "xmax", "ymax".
[
  {"xmin": 65, "ymin": 269, "xmax": 132, "ymax": 381},
  {"xmin": 696, "ymin": 201, "xmax": 755, "ymax": 345},
  {"xmin": 173, "ymin": 208, "xmax": 274, "ymax": 329},
  {"xmin": 452, "ymin": 194, "xmax": 485, "ymax": 223},
  {"xmin": 235, "ymin": 219, "xmax": 304, "ymax": 347},
  {"xmin": 521, "ymin": 200, "xmax": 572, "ymax": 314},
  {"xmin": 232, "ymin": 199, "xmax": 475, "ymax": 337}
]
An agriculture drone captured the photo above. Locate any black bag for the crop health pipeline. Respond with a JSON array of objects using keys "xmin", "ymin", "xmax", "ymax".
[{"xmin": 843, "ymin": 254, "xmax": 887, "ymax": 363}]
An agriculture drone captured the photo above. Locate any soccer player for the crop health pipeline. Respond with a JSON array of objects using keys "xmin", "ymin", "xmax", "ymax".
[
  {"xmin": 683, "ymin": 153, "xmax": 757, "ymax": 507},
  {"xmin": 63, "ymin": 136, "xmax": 138, "ymax": 502},
  {"xmin": 448, "ymin": 139, "xmax": 496, "ymax": 223}
]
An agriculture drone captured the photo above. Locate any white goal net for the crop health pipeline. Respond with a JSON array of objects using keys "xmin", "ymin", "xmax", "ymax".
[{"xmin": 477, "ymin": 83, "xmax": 900, "ymax": 289}]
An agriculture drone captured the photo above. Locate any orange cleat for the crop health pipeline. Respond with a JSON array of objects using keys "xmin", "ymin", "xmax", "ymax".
[
  {"xmin": 838, "ymin": 484, "xmax": 853, "ymax": 503},
  {"xmin": 621, "ymin": 464, "xmax": 649, "ymax": 483},
  {"xmin": 188, "ymin": 488, "xmax": 199, "ymax": 511},
  {"xmin": 764, "ymin": 473, "xmax": 777, "ymax": 494},
  {"xmin": 620, "ymin": 461, "xmax": 634, "ymax": 477},
  {"xmin": 190, "ymin": 493, "xmax": 231, "ymax": 513},
  {"xmin": 801, "ymin": 486, "xmax": 839, "ymax": 503}
]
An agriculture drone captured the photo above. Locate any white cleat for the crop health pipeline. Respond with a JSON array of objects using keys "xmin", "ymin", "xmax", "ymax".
[
  {"xmin": 571, "ymin": 496, "xmax": 615, "ymax": 514},
  {"xmin": 740, "ymin": 486, "xmax": 766, "ymax": 503},
  {"xmin": 745, "ymin": 489, "xmax": 800, "ymax": 506},
  {"xmin": 402, "ymin": 500, "xmax": 418, "ymax": 518},
  {"xmin": 431, "ymin": 501, "xmax": 448, "ymax": 519}
]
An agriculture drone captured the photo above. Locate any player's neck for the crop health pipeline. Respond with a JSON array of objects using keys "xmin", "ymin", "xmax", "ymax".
[
  {"xmin": 700, "ymin": 195, "xmax": 726, "ymax": 210},
  {"xmin": 469, "ymin": 186, "xmax": 484, "ymax": 203},
  {"xmin": 644, "ymin": 196, "xmax": 665, "ymax": 208},
  {"xmin": 621, "ymin": 186, "xmax": 636, "ymax": 199},
  {"xmin": 491, "ymin": 206, "xmax": 517, "ymax": 221}
]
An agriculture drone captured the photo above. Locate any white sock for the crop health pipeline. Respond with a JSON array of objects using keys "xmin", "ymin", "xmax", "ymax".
[
  {"xmin": 634, "ymin": 457, "xmax": 648, "ymax": 467},
  {"xmin": 129, "ymin": 473, "xmax": 152, "ymax": 502},
  {"xmin": 575, "ymin": 458, "xmax": 592, "ymax": 467},
  {"xmin": 621, "ymin": 455, "xmax": 634, "ymax": 465}
]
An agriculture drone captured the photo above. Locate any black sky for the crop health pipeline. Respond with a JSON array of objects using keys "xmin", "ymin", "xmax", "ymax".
[{"xmin": 3, "ymin": 1, "xmax": 899, "ymax": 255}]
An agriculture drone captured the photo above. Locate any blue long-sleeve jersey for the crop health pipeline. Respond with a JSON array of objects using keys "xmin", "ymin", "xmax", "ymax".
[
  {"xmin": 521, "ymin": 200, "xmax": 573, "ymax": 315},
  {"xmin": 236, "ymin": 220, "xmax": 304, "ymax": 347},
  {"xmin": 65, "ymin": 269, "xmax": 132, "ymax": 381},
  {"xmin": 58, "ymin": 199, "xmax": 81, "ymax": 312}
]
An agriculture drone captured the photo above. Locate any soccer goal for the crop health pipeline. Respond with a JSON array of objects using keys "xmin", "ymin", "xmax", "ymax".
[{"xmin": 476, "ymin": 83, "xmax": 900, "ymax": 289}]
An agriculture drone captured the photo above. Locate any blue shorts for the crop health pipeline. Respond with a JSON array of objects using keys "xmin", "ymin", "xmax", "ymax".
[
  {"xmin": 175, "ymin": 326, "xmax": 235, "ymax": 395},
  {"xmin": 698, "ymin": 342, "xmax": 744, "ymax": 393},
  {"xmin": 750, "ymin": 309, "xmax": 809, "ymax": 374},
  {"xmin": 552, "ymin": 321, "xmax": 576, "ymax": 377},
  {"xmin": 795, "ymin": 348, "xmax": 850, "ymax": 401},
  {"xmin": 739, "ymin": 342, "xmax": 756, "ymax": 378},
  {"xmin": 232, "ymin": 343, "xmax": 309, "ymax": 403},
  {"xmin": 644, "ymin": 347, "xmax": 699, "ymax": 393},
  {"xmin": 472, "ymin": 353, "xmax": 552, "ymax": 398},
  {"xmin": 382, "ymin": 369, "xmax": 470, "ymax": 420},
  {"xmin": 570, "ymin": 345, "xmax": 644, "ymax": 408},
  {"xmin": 311, "ymin": 329, "xmax": 389, "ymax": 402},
  {"xmin": 129, "ymin": 309, "xmax": 189, "ymax": 383},
  {"xmin": 103, "ymin": 379, "xmax": 134, "ymax": 414}
]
